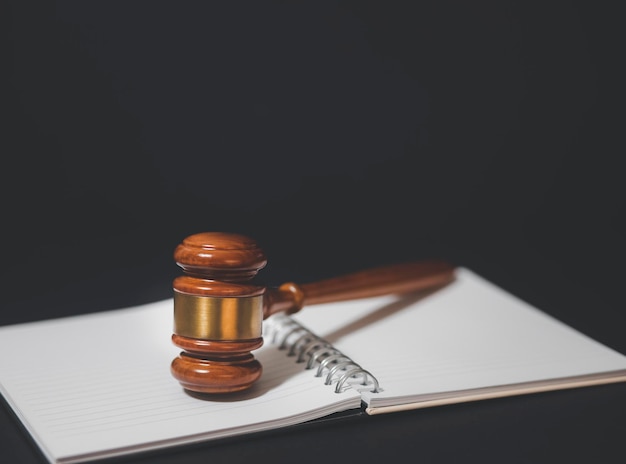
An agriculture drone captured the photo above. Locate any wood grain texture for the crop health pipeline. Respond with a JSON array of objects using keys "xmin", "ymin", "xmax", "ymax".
[
  {"xmin": 171, "ymin": 335, "xmax": 264, "ymax": 394},
  {"xmin": 264, "ymin": 260, "xmax": 456, "ymax": 317},
  {"xmin": 174, "ymin": 232, "xmax": 267, "ymax": 281}
]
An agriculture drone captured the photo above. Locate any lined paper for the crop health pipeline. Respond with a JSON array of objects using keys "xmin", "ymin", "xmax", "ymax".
[
  {"xmin": 0, "ymin": 301, "xmax": 361, "ymax": 464},
  {"xmin": 291, "ymin": 268, "xmax": 626, "ymax": 412}
]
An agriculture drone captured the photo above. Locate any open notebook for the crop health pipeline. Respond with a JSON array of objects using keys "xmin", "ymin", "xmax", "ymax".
[{"xmin": 1, "ymin": 268, "xmax": 626, "ymax": 463}]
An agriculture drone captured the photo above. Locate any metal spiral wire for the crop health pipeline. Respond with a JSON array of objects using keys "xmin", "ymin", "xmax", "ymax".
[{"xmin": 265, "ymin": 314, "xmax": 381, "ymax": 393}]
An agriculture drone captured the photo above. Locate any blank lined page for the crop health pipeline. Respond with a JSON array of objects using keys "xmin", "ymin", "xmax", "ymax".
[
  {"xmin": 291, "ymin": 268, "xmax": 626, "ymax": 412},
  {"xmin": 0, "ymin": 300, "xmax": 361, "ymax": 464}
]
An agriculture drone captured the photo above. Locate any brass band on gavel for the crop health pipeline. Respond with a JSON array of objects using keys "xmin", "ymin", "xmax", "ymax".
[{"xmin": 173, "ymin": 292, "xmax": 264, "ymax": 341}]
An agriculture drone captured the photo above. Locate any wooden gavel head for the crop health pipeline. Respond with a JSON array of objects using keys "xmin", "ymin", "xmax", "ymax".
[
  {"xmin": 171, "ymin": 232, "xmax": 269, "ymax": 394},
  {"xmin": 171, "ymin": 232, "xmax": 456, "ymax": 394}
]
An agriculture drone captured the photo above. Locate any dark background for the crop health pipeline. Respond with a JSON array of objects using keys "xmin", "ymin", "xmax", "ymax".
[{"xmin": 1, "ymin": 2, "xmax": 625, "ymax": 463}]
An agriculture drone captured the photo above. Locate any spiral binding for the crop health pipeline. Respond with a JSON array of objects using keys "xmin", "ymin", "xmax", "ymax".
[{"xmin": 265, "ymin": 314, "xmax": 381, "ymax": 394}]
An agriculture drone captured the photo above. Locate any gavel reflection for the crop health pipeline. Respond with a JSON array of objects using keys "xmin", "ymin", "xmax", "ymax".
[{"xmin": 171, "ymin": 232, "xmax": 455, "ymax": 394}]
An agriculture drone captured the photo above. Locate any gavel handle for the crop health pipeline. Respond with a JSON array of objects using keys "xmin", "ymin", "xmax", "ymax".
[{"xmin": 263, "ymin": 260, "xmax": 456, "ymax": 318}]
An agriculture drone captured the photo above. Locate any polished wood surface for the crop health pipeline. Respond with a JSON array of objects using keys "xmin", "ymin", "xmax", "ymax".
[
  {"xmin": 174, "ymin": 232, "xmax": 267, "ymax": 281},
  {"xmin": 171, "ymin": 232, "xmax": 456, "ymax": 394},
  {"xmin": 171, "ymin": 335, "xmax": 264, "ymax": 394},
  {"xmin": 264, "ymin": 260, "xmax": 455, "ymax": 317},
  {"xmin": 171, "ymin": 233, "xmax": 268, "ymax": 394}
]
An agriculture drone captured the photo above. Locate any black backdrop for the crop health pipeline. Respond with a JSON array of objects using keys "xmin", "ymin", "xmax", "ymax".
[{"xmin": 2, "ymin": 2, "xmax": 625, "ymax": 463}]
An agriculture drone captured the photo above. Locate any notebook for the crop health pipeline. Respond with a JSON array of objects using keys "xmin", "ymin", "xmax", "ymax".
[{"xmin": 1, "ymin": 267, "xmax": 626, "ymax": 464}]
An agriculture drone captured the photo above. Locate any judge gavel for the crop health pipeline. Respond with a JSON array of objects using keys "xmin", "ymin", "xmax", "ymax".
[{"xmin": 170, "ymin": 232, "xmax": 455, "ymax": 394}]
